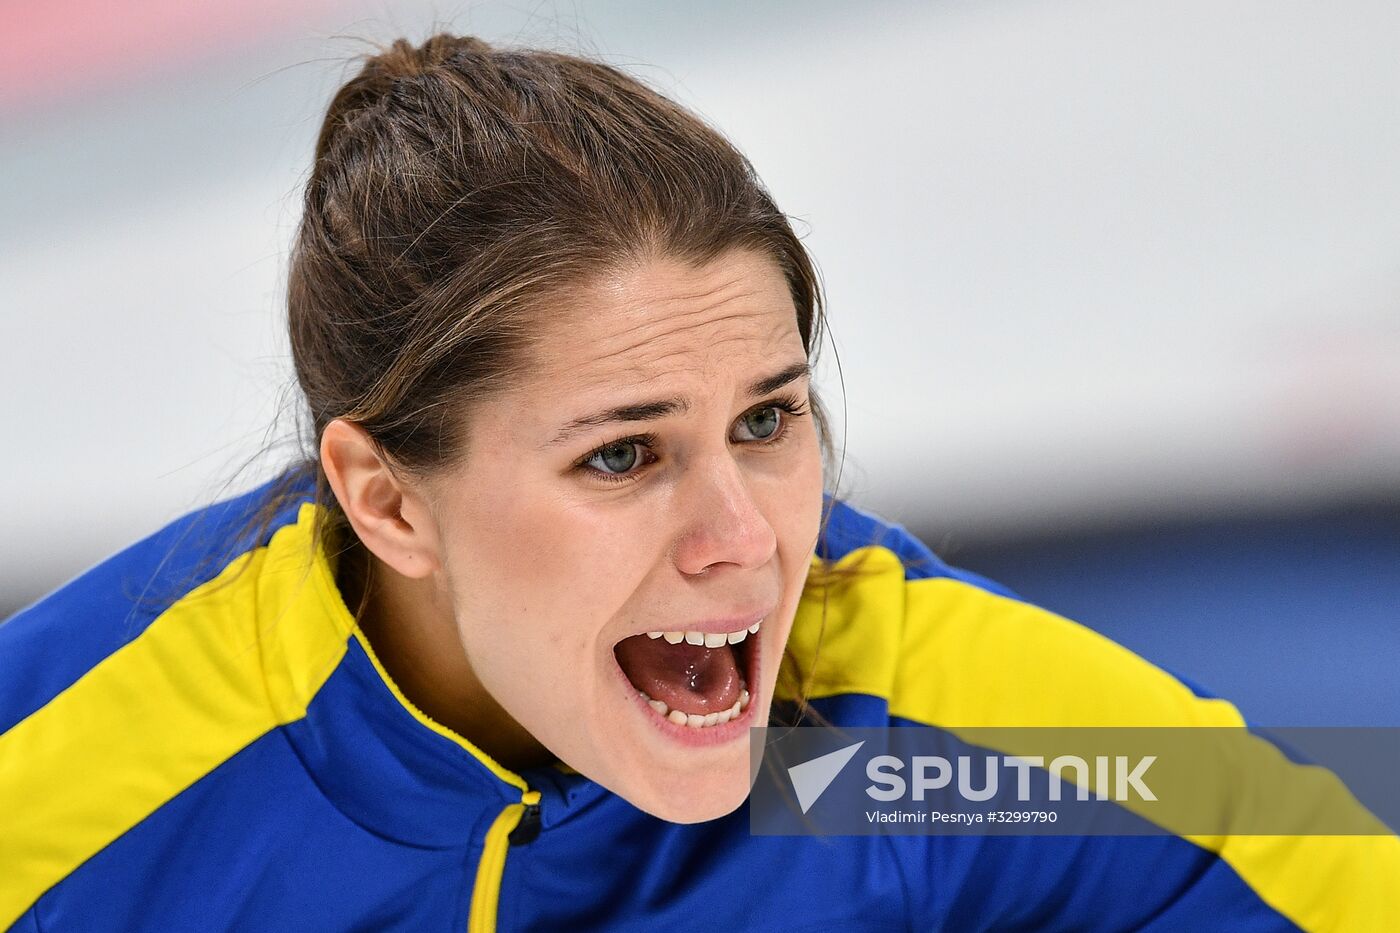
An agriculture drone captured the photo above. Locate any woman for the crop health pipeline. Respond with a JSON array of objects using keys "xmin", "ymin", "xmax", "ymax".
[{"xmin": 1, "ymin": 34, "xmax": 1393, "ymax": 932}]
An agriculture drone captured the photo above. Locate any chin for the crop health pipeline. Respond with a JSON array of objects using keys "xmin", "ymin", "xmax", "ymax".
[
  {"xmin": 565, "ymin": 712, "xmax": 762, "ymax": 825},
  {"xmin": 621, "ymin": 758, "xmax": 754, "ymax": 824}
]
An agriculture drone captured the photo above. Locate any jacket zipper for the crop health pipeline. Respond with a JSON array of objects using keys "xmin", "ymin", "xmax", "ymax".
[{"xmin": 467, "ymin": 789, "xmax": 542, "ymax": 932}]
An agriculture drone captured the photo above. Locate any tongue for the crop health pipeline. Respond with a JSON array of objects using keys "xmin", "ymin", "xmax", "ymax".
[{"xmin": 614, "ymin": 635, "xmax": 742, "ymax": 715}]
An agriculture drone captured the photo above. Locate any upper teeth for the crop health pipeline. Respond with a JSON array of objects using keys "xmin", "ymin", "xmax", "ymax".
[{"xmin": 647, "ymin": 619, "xmax": 762, "ymax": 648}]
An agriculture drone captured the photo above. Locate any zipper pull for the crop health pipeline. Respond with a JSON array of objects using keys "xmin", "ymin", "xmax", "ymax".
[{"xmin": 508, "ymin": 801, "xmax": 541, "ymax": 846}]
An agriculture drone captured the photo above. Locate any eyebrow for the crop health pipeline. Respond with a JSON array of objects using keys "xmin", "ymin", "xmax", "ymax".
[{"xmin": 547, "ymin": 359, "xmax": 811, "ymax": 447}]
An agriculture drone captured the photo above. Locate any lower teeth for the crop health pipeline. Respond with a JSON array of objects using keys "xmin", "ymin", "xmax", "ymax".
[{"xmin": 637, "ymin": 681, "xmax": 751, "ymax": 729}]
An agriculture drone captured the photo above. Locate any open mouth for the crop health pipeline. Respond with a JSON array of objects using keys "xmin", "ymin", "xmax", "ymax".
[{"xmin": 612, "ymin": 619, "xmax": 761, "ymax": 728}]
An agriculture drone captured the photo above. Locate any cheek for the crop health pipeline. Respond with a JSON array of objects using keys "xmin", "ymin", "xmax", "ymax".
[
  {"xmin": 772, "ymin": 426, "xmax": 825, "ymax": 543},
  {"xmin": 448, "ymin": 494, "xmax": 653, "ymax": 651},
  {"xmin": 514, "ymin": 503, "xmax": 644, "ymax": 595}
]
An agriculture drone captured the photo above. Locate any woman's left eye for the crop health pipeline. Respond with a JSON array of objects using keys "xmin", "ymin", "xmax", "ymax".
[{"xmin": 732, "ymin": 406, "xmax": 782, "ymax": 442}]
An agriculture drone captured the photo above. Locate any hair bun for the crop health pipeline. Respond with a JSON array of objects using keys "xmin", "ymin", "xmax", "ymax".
[
  {"xmin": 314, "ymin": 34, "xmax": 494, "ymax": 165},
  {"xmin": 372, "ymin": 34, "xmax": 494, "ymax": 80}
]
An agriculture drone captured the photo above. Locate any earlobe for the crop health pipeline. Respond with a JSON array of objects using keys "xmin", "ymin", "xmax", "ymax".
[{"xmin": 320, "ymin": 419, "xmax": 441, "ymax": 579}]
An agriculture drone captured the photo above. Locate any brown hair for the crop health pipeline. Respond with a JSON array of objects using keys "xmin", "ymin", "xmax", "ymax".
[{"xmin": 175, "ymin": 33, "xmax": 859, "ymax": 733}]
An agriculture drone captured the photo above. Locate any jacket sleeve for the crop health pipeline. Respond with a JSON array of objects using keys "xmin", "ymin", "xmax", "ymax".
[{"xmin": 882, "ymin": 570, "xmax": 1400, "ymax": 931}]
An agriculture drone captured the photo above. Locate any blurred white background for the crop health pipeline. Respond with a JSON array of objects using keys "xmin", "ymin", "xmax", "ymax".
[{"xmin": 3, "ymin": 0, "xmax": 1397, "ymax": 721}]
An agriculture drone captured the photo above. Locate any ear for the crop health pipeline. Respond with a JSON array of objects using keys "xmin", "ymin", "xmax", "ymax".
[{"xmin": 319, "ymin": 418, "xmax": 442, "ymax": 579}]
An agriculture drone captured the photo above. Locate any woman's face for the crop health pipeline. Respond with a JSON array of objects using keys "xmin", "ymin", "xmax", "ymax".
[{"xmin": 421, "ymin": 247, "xmax": 824, "ymax": 822}]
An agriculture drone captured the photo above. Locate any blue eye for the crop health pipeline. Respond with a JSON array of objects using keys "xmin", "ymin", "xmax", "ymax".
[
  {"xmin": 734, "ymin": 406, "xmax": 780, "ymax": 441},
  {"xmin": 589, "ymin": 441, "xmax": 641, "ymax": 475}
]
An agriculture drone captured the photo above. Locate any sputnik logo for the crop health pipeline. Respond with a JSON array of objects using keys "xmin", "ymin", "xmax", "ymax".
[{"xmin": 787, "ymin": 741, "xmax": 865, "ymax": 813}]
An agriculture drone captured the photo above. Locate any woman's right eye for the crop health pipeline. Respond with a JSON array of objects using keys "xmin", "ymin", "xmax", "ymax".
[{"xmin": 576, "ymin": 434, "xmax": 658, "ymax": 484}]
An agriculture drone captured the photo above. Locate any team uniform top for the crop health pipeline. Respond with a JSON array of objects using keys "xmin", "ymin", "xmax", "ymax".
[{"xmin": 1, "ymin": 470, "xmax": 1396, "ymax": 931}]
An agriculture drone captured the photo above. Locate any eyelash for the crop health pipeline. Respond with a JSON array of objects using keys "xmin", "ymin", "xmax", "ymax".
[{"xmin": 573, "ymin": 393, "xmax": 811, "ymax": 486}]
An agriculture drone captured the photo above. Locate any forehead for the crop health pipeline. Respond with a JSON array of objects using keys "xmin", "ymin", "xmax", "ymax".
[{"xmin": 522, "ymin": 249, "xmax": 803, "ymax": 388}]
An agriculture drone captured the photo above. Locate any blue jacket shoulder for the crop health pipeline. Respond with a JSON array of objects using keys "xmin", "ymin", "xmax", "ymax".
[{"xmin": 820, "ymin": 493, "xmax": 1018, "ymax": 596}]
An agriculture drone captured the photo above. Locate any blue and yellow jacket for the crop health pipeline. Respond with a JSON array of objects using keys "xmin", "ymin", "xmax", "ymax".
[{"xmin": 1, "ymin": 470, "xmax": 1396, "ymax": 931}]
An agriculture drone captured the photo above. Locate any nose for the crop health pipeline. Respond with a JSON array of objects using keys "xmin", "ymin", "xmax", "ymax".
[{"xmin": 672, "ymin": 451, "xmax": 778, "ymax": 577}]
